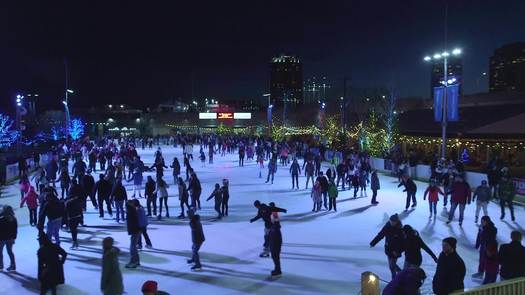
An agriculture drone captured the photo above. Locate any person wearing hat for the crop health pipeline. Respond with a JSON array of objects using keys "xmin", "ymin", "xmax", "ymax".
[
  {"xmin": 141, "ymin": 280, "xmax": 169, "ymax": 295},
  {"xmin": 250, "ymin": 200, "xmax": 288, "ymax": 258},
  {"xmin": 432, "ymin": 237, "xmax": 466, "ymax": 295},
  {"xmin": 446, "ymin": 176, "xmax": 471, "ymax": 226},
  {"xmin": 382, "ymin": 265, "xmax": 426, "ymax": 295},
  {"xmin": 498, "ymin": 175, "xmax": 516, "ymax": 221},
  {"xmin": 370, "ymin": 214, "xmax": 404, "ymax": 279},
  {"xmin": 472, "ymin": 180, "xmax": 492, "ymax": 223},
  {"xmin": 100, "ymin": 237, "xmax": 123, "ymax": 295}
]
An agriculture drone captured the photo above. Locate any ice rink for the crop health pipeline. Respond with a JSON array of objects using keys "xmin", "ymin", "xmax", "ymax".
[{"xmin": 0, "ymin": 146, "xmax": 523, "ymax": 294}]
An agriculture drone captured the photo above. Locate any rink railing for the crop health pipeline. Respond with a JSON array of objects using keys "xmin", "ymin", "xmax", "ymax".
[{"xmin": 451, "ymin": 277, "xmax": 525, "ymax": 295}]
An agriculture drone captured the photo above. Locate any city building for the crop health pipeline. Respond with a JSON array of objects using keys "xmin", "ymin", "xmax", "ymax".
[
  {"xmin": 156, "ymin": 98, "xmax": 190, "ymax": 113},
  {"xmin": 270, "ymin": 55, "xmax": 303, "ymax": 107},
  {"xmin": 430, "ymin": 57, "xmax": 463, "ymax": 96},
  {"xmin": 304, "ymin": 76, "xmax": 331, "ymax": 104},
  {"xmin": 489, "ymin": 42, "xmax": 525, "ymax": 92}
]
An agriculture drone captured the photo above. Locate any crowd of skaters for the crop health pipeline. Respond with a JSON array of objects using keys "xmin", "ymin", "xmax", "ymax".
[{"xmin": 0, "ymin": 133, "xmax": 524, "ymax": 294}]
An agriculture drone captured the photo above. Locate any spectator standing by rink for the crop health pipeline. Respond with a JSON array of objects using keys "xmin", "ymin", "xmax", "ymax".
[
  {"xmin": 20, "ymin": 185, "xmax": 39, "ymax": 226},
  {"xmin": 446, "ymin": 176, "xmax": 471, "ymax": 226},
  {"xmin": 0, "ymin": 206, "xmax": 17, "ymax": 271},
  {"xmin": 370, "ymin": 214, "xmax": 404, "ymax": 279},
  {"xmin": 498, "ymin": 231, "xmax": 525, "ymax": 280},
  {"xmin": 187, "ymin": 208, "xmax": 205, "ymax": 271},
  {"xmin": 432, "ymin": 237, "xmax": 466, "ymax": 295},
  {"xmin": 498, "ymin": 175, "xmax": 516, "ymax": 221},
  {"xmin": 101, "ymin": 237, "xmax": 123, "ymax": 295},
  {"xmin": 38, "ymin": 234, "xmax": 67, "ymax": 295},
  {"xmin": 472, "ymin": 180, "xmax": 492, "ymax": 223},
  {"xmin": 370, "ymin": 170, "xmax": 380, "ymax": 205},
  {"xmin": 398, "ymin": 174, "xmax": 417, "ymax": 210}
]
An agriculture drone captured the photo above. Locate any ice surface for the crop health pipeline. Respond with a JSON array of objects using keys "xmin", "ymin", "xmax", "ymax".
[{"xmin": 0, "ymin": 146, "xmax": 523, "ymax": 294}]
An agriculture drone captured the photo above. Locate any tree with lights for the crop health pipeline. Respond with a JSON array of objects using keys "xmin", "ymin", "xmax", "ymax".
[
  {"xmin": 69, "ymin": 118, "xmax": 85, "ymax": 140},
  {"xmin": 382, "ymin": 87, "xmax": 398, "ymax": 152},
  {"xmin": 0, "ymin": 114, "xmax": 20, "ymax": 149}
]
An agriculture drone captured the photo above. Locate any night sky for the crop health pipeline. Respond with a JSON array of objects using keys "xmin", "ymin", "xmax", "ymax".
[{"xmin": 1, "ymin": 1, "xmax": 524, "ymax": 112}]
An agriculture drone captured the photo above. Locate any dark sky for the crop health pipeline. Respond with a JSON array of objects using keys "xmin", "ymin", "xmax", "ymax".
[{"xmin": 1, "ymin": 0, "xmax": 524, "ymax": 112}]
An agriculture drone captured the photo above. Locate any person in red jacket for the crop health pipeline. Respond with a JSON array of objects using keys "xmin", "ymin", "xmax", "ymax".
[
  {"xmin": 446, "ymin": 177, "xmax": 472, "ymax": 226},
  {"xmin": 423, "ymin": 181, "xmax": 444, "ymax": 219},
  {"xmin": 20, "ymin": 185, "xmax": 39, "ymax": 226}
]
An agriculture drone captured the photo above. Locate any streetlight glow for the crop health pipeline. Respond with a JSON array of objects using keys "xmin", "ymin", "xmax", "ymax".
[
  {"xmin": 66, "ymin": 89, "xmax": 74, "ymax": 94},
  {"xmin": 62, "ymin": 100, "xmax": 68, "ymax": 105},
  {"xmin": 424, "ymin": 56, "xmax": 432, "ymax": 61},
  {"xmin": 442, "ymin": 51, "xmax": 450, "ymax": 57},
  {"xmin": 452, "ymin": 48, "xmax": 462, "ymax": 55},
  {"xmin": 433, "ymin": 53, "xmax": 442, "ymax": 59}
]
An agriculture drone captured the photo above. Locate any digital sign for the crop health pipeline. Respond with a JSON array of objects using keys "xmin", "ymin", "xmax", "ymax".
[
  {"xmin": 199, "ymin": 113, "xmax": 217, "ymax": 119},
  {"xmin": 217, "ymin": 112, "xmax": 234, "ymax": 119},
  {"xmin": 199, "ymin": 112, "xmax": 252, "ymax": 120}
]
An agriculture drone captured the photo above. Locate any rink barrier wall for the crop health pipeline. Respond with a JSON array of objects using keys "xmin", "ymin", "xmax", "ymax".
[
  {"xmin": 450, "ymin": 277, "xmax": 525, "ymax": 295},
  {"xmin": 369, "ymin": 157, "xmax": 525, "ymax": 198},
  {"xmin": 4, "ymin": 153, "xmax": 51, "ymax": 183}
]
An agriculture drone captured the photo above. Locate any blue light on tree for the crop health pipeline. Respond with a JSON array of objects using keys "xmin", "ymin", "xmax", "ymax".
[
  {"xmin": 69, "ymin": 118, "xmax": 85, "ymax": 140},
  {"xmin": 0, "ymin": 114, "xmax": 20, "ymax": 148}
]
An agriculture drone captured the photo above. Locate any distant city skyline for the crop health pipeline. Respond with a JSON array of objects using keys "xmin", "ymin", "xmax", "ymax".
[{"xmin": 1, "ymin": 1, "xmax": 525, "ymax": 112}]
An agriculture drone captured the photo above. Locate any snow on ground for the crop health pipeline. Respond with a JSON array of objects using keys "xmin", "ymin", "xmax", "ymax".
[{"xmin": 0, "ymin": 146, "xmax": 523, "ymax": 295}]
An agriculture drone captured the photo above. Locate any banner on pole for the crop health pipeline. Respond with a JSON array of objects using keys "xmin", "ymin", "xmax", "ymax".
[
  {"xmin": 433, "ymin": 86, "xmax": 444, "ymax": 122},
  {"xmin": 446, "ymin": 84, "xmax": 460, "ymax": 122}
]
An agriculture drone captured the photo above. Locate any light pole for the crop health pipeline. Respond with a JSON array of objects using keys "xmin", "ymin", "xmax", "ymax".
[
  {"xmin": 15, "ymin": 94, "xmax": 24, "ymax": 154},
  {"xmin": 424, "ymin": 48, "xmax": 462, "ymax": 159},
  {"xmin": 64, "ymin": 89, "xmax": 74, "ymax": 135},
  {"xmin": 263, "ymin": 93, "xmax": 272, "ymax": 135}
]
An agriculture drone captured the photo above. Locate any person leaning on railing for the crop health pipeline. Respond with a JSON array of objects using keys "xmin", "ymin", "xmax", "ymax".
[{"xmin": 498, "ymin": 231, "xmax": 525, "ymax": 280}]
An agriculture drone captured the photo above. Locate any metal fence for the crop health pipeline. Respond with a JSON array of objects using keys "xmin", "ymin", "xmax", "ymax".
[{"xmin": 452, "ymin": 277, "xmax": 525, "ymax": 295}]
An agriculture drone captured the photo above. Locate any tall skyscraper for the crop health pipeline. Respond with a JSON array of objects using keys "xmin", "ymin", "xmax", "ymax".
[
  {"xmin": 269, "ymin": 55, "xmax": 303, "ymax": 107},
  {"xmin": 489, "ymin": 42, "xmax": 525, "ymax": 92},
  {"xmin": 430, "ymin": 58, "xmax": 463, "ymax": 96}
]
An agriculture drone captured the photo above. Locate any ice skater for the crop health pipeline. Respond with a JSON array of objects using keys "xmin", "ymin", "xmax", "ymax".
[
  {"xmin": 206, "ymin": 183, "xmax": 223, "ymax": 219},
  {"xmin": 398, "ymin": 174, "xmax": 417, "ymax": 210},
  {"xmin": 423, "ymin": 180, "xmax": 444, "ymax": 218},
  {"xmin": 250, "ymin": 200, "xmax": 287, "ymax": 257},
  {"xmin": 268, "ymin": 210, "xmax": 282, "ymax": 278},
  {"xmin": 289, "ymin": 158, "xmax": 301, "ymax": 190},
  {"xmin": 187, "ymin": 208, "xmax": 205, "ymax": 271},
  {"xmin": 221, "ymin": 179, "xmax": 230, "ymax": 216},
  {"xmin": 370, "ymin": 214, "xmax": 404, "ymax": 279}
]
